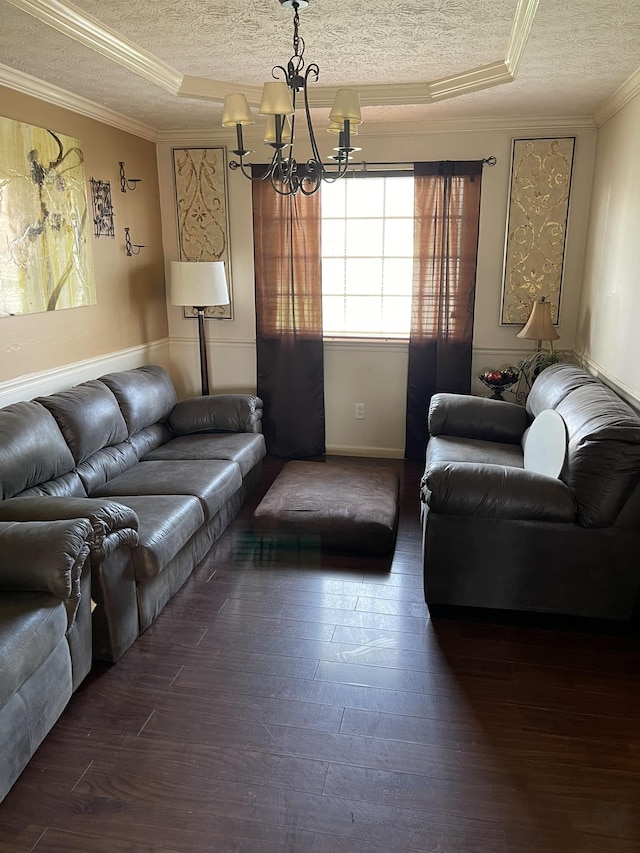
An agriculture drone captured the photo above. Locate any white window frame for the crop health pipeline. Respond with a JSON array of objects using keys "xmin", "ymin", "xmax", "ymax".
[{"xmin": 321, "ymin": 171, "xmax": 415, "ymax": 341}]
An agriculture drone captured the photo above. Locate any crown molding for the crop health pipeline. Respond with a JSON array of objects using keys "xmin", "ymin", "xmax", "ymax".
[
  {"xmin": 178, "ymin": 76, "xmax": 262, "ymax": 104},
  {"xmin": 6, "ymin": 0, "xmax": 182, "ymax": 93},
  {"xmin": 506, "ymin": 0, "xmax": 539, "ymax": 75},
  {"xmin": 0, "ymin": 63, "xmax": 158, "ymax": 141},
  {"xmin": 156, "ymin": 113, "xmax": 595, "ymax": 146},
  {"xmin": 593, "ymin": 64, "xmax": 640, "ymax": 127},
  {"xmin": 429, "ymin": 61, "xmax": 513, "ymax": 101},
  {"xmin": 356, "ymin": 114, "xmax": 596, "ymax": 137},
  {"xmin": 182, "ymin": 0, "xmax": 538, "ymax": 108},
  {"xmin": 7, "ymin": 0, "xmax": 538, "ymax": 110}
]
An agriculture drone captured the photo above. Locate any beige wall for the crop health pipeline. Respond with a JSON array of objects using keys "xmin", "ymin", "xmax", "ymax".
[
  {"xmin": 0, "ymin": 86, "xmax": 167, "ymax": 389},
  {"xmin": 576, "ymin": 89, "xmax": 640, "ymax": 406},
  {"xmin": 159, "ymin": 121, "xmax": 597, "ymax": 455},
  {"xmin": 0, "ymin": 87, "xmax": 599, "ymax": 454}
]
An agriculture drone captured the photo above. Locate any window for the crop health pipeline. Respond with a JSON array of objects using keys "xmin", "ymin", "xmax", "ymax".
[{"xmin": 321, "ymin": 174, "xmax": 415, "ymax": 338}]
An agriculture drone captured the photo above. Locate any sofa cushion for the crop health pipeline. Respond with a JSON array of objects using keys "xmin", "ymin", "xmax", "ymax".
[
  {"xmin": 38, "ymin": 381, "xmax": 128, "ymax": 464},
  {"xmin": 425, "ymin": 435, "xmax": 524, "ymax": 471},
  {"xmin": 99, "ymin": 365, "xmax": 177, "ymax": 435},
  {"xmin": 144, "ymin": 433, "xmax": 266, "ymax": 478},
  {"xmin": 557, "ymin": 385, "xmax": 640, "ymax": 527},
  {"xmin": 128, "ymin": 424, "xmax": 173, "ymax": 460},
  {"xmin": 97, "ymin": 494, "xmax": 204, "ymax": 580},
  {"xmin": 91, "ymin": 460, "xmax": 242, "ymax": 522},
  {"xmin": 76, "ymin": 444, "xmax": 139, "ymax": 494},
  {"xmin": 0, "ymin": 402, "xmax": 75, "ymax": 500},
  {"xmin": 0, "ymin": 593, "xmax": 68, "ymax": 706},
  {"xmin": 527, "ymin": 363, "xmax": 599, "ymax": 417}
]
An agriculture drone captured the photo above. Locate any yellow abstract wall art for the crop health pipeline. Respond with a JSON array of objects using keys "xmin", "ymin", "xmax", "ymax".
[{"xmin": 0, "ymin": 116, "xmax": 96, "ymax": 317}]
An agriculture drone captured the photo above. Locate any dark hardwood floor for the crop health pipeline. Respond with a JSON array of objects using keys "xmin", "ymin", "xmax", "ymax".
[{"xmin": 2, "ymin": 456, "xmax": 640, "ymax": 852}]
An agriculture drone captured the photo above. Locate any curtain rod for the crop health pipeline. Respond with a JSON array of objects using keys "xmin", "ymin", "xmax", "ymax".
[{"xmin": 338, "ymin": 156, "xmax": 497, "ymax": 174}]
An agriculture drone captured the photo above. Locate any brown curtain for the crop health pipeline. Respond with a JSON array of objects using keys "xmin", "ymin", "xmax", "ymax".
[
  {"xmin": 252, "ymin": 173, "xmax": 325, "ymax": 458},
  {"xmin": 405, "ymin": 161, "xmax": 483, "ymax": 460}
]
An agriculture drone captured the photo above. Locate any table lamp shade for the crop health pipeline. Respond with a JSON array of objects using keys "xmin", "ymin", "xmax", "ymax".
[
  {"xmin": 517, "ymin": 297, "xmax": 559, "ymax": 343},
  {"xmin": 170, "ymin": 261, "xmax": 229, "ymax": 308}
]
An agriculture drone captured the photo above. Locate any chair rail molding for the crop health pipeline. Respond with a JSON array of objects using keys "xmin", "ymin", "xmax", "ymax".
[{"xmin": 0, "ymin": 339, "xmax": 170, "ymax": 407}]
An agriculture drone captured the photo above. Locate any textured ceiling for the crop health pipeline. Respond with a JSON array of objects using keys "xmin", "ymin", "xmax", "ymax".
[{"xmin": 0, "ymin": 0, "xmax": 639, "ymax": 134}]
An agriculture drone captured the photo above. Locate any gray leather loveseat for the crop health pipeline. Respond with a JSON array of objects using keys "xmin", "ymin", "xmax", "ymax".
[
  {"xmin": 0, "ymin": 365, "xmax": 266, "ymax": 661},
  {"xmin": 421, "ymin": 363, "xmax": 640, "ymax": 621},
  {"xmin": 1, "ymin": 517, "xmax": 94, "ymax": 801}
]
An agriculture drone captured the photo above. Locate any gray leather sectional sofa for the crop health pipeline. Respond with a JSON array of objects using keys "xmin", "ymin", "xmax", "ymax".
[
  {"xmin": 0, "ymin": 365, "xmax": 266, "ymax": 663},
  {"xmin": 0, "ymin": 516, "xmax": 94, "ymax": 801},
  {"xmin": 421, "ymin": 363, "xmax": 640, "ymax": 621}
]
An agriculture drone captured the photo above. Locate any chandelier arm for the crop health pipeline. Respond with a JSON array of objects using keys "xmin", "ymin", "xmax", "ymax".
[
  {"xmin": 229, "ymin": 152, "xmax": 278, "ymax": 182},
  {"xmin": 301, "ymin": 63, "xmax": 328, "ymax": 180},
  {"xmin": 270, "ymin": 167, "xmax": 299, "ymax": 196},
  {"xmin": 301, "ymin": 65, "xmax": 349, "ymax": 184},
  {"xmin": 298, "ymin": 166, "xmax": 322, "ymax": 196},
  {"xmin": 272, "ymin": 63, "xmax": 289, "ymax": 82}
]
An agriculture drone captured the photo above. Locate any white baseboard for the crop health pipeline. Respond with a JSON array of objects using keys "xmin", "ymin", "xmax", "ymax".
[
  {"xmin": 326, "ymin": 444, "xmax": 405, "ymax": 459},
  {"xmin": 0, "ymin": 339, "xmax": 170, "ymax": 407}
]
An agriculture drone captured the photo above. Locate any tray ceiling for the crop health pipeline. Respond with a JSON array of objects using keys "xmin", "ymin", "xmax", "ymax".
[{"xmin": 0, "ymin": 0, "xmax": 639, "ymax": 134}]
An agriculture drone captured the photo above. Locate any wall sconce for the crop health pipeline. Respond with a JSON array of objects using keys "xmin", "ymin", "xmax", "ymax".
[
  {"xmin": 124, "ymin": 227, "xmax": 144, "ymax": 256},
  {"xmin": 119, "ymin": 161, "xmax": 141, "ymax": 193}
]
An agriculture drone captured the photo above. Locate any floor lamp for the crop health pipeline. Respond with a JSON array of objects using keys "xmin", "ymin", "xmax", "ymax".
[{"xmin": 170, "ymin": 261, "xmax": 230, "ymax": 396}]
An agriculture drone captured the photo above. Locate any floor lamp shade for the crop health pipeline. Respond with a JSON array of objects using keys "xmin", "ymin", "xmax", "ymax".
[
  {"xmin": 170, "ymin": 261, "xmax": 229, "ymax": 309},
  {"xmin": 170, "ymin": 261, "xmax": 229, "ymax": 396}
]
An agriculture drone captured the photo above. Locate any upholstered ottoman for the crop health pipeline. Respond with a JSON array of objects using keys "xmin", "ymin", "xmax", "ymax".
[{"xmin": 253, "ymin": 461, "xmax": 400, "ymax": 554}]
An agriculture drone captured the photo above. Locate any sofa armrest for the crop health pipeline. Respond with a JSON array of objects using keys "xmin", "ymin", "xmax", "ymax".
[
  {"xmin": 0, "ymin": 518, "xmax": 93, "ymax": 608},
  {"xmin": 0, "ymin": 496, "xmax": 139, "ymax": 557},
  {"xmin": 168, "ymin": 394, "xmax": 263, "ymax": 435},
  {"xmin": 422, "ymin": 462, "xmax": 576, "ymax": 522},
  {"xmin": 428, "ymin": 393, "xmax": 530, "ymax": 445}
]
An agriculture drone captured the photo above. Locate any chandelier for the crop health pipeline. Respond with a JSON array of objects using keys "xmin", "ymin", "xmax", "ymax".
[{"xmin": 221, "ymin": 0, "xmax": 363, "ymax": 196}]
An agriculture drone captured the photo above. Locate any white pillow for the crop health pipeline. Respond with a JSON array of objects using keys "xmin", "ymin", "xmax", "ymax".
[{"xmin": 522, "ymin": 409, "xmax": 567, "ymax": 478}]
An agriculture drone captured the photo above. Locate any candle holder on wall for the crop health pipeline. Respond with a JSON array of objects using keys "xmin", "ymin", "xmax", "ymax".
[
  {"xmin": 124, "ymin": 227, "xmax": 145, "ymax": 256},
  {"xmin": 119, "ymin": 161, "xmax": 141, "ymax": 192}
]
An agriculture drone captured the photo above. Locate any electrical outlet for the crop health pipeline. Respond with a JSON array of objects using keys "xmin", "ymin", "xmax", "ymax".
[{"xmin": 355, "ymin": 403, "xmax": 365, "ymax": 420}]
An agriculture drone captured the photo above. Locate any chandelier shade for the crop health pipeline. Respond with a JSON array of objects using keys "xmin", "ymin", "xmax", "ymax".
[
  {"xmin": 222, "ymin": 0, "xmax": 363, "ymax": 196},
  {"xmin": 328, "ymin": 89, "xmax": 363, "ymax": 125},
  {"xmin": 264, "ymin": 115, "xmax": 293, "ymax": 145},
  {"xmin": 221, "ymin": 93, "xmax": 254, "ymax": 128},
  {"xmin": 259, "ymin": 81, "xmax": 295, "ymax": 116},
  {"xmin": 327, "ymin": 120, "xmax": 358, "ymax": 136}
]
